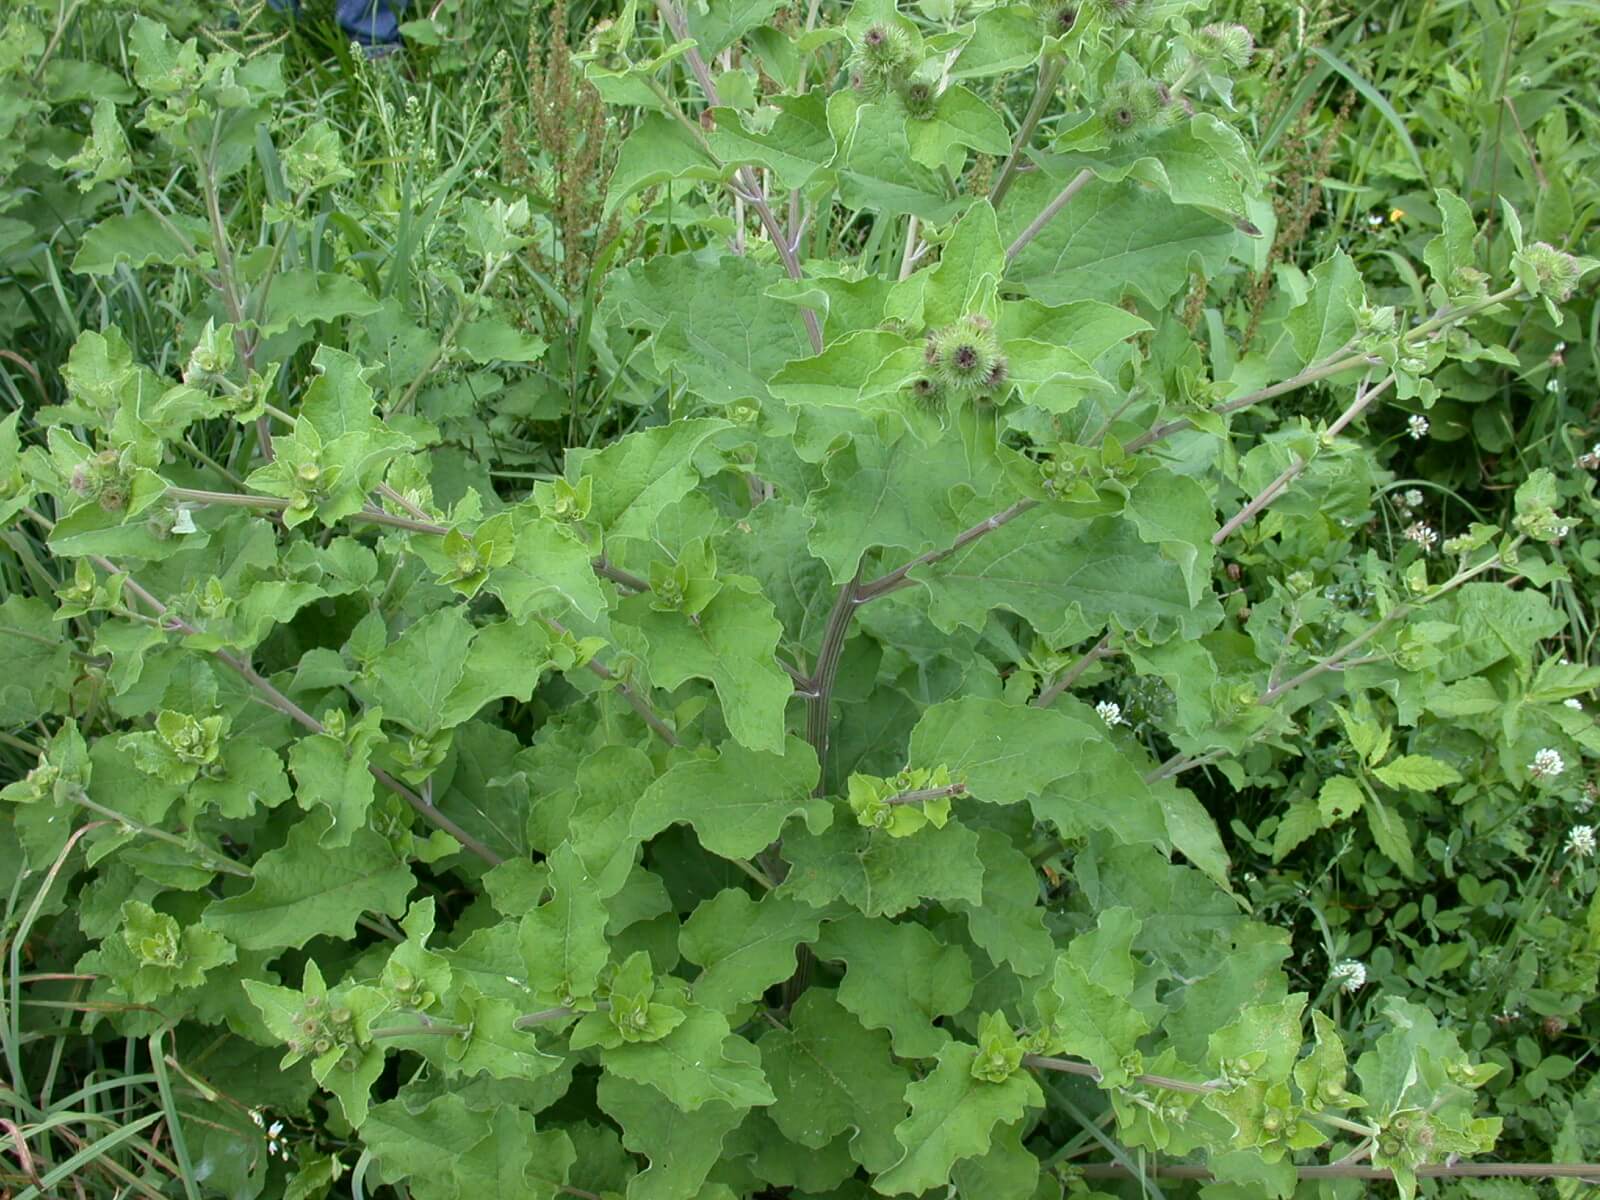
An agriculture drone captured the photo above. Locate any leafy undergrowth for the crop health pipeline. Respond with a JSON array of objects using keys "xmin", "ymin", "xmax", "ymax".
[{"xmin": 2, "ymin": 1, "xmax": 1599, "ymax": 1198}]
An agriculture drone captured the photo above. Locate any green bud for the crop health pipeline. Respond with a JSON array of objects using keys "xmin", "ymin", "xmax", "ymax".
[
  {"xmin": 1197, "ymin": 23, "xmax": 1254, "ymax": 69},
  {"xmin": 1098, "ymin": 78, "xmax": 1164, "ymax": 143},
  {"xmin": 899, "ymin": 77, "xmax": 937, "ymax": 119},
  {"xmin": 1515, "ymin": 241, "xmax": 1583, "ymax": 302},
  {"xmin": 927, "ymin": 315, "xmax": 1003, "ymax": 393},
  {"xmin": 1037, "ymin": 2, "xmax": 1079, "ymax": 36},
  {"xmin": 857, "ymin": 23, "xmax": 913, "ymax": 73}
]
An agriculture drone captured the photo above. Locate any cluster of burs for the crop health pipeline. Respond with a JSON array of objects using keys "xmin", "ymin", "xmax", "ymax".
[{"xmin": 846, "ymin": 0, "xmax": 1255, "ymax": 139}]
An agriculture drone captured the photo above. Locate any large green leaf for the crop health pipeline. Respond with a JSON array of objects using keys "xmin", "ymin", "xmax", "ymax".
[
  {"xmin": 873, "ymin": 1042, "xmax": 1043, "ymax": 1195},
  {"xmin": 761, "ymin": 988, "xmax": 911, "ymax": 1172},
  {"xmin": 679, "ymin": 889, "xmax": 828, "ymax": 1013},
  {"xmin": 203, "ymin": 810, "xmax": 413, "ymax": 950},
  {"xmin": 614, "ymin": 578, "xmax": 793, "ymax": 752},
  {"xmin": 814, "ymin": 915, "xmax": 975, "ymax": 1059},
  {"xmin": 631, "ymin": 737, "xmax": 826, "ymax": 859}
]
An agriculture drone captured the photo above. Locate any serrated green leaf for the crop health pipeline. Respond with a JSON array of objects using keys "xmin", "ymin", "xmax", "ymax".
[
  {"xmin": 288, "ymin": 706, "xmax": 385, "ymax": 846},
  {"xmin": 1365, "ymin": 794, "xmax": 1416, "ymax": 877},
  {"xmin": 1036, "ymin": 908, "xmax": 1150, "ymax": 1087},
  {"xmin": 1372, "ymin": 755, "xmax": 1463, "ymax": 791},
  {"xmin": 362, "ymin": 606, "xmax": 473, "ymax": 737},
  {"xmin": 203, "ymin": 810, "xmax": 412, "ymax": 950},
  {"xmin": 261, "ymin": 270, "xmax": 380, "ymax": 329},
  {"xmin": 679, "ymin": 889, "xmax": 826, "ymax": 1012},
  {"xmin": 814, "ymin": 915, "xmax": 974, "ymax": 1059},
  {"xmin": 761, "ymin": 988, "xmax": 911, "ymax": 1171},
  {"xmin": 872, "ymin": 1041, "xmax": 1043, "ymax": 1195},
  {"xmin": 632, "ymin": 736, "xmax": 823, "ymax": 858},
  {"xmin": 596, "ymin": 1074, "xmax": 745, "ymax": 1200},
  {"xmin": 604, "ymin": 1003, "xmax": 774, "ymax": 1111},
  {"xmin": 520, "ymin": 842, "xmax": 611, "ymax": 1006},
  {"xmin": 1003, "ymin": 171, "xmax": 1245, "ymax": 308},
  {"xmin": 576, "ymin": 418, "xmax": 731, "ymax": 541},
  {"xmin": 779, "ymin": 817, "xmax": 985, "ymax": 917}
]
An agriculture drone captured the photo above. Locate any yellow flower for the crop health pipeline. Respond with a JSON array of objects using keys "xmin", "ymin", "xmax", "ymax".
[{"xmin": 1388, "ymin": 207, "xmax": 1406, "ymax": 223}]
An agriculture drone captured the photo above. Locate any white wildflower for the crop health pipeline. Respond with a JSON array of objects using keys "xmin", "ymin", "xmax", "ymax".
[
  {"xmin": 1330, "ymin": 959, "xmax": 1366, "ymax": 994},
  {"xmin": 1529, "ymin": 748, "xmax": 1565, "ymax": 781},
  {"xmin": 1580, "ymin": 443, "xmax": 1600, "ymax": 470},
  {"xmin": 1404, "ymin": 522, "xmax": 1439, "ymax": 553},
  {"xmin": 1566, "ymin": 825, "xmax": 1596, "ymax": 858},
  {"xmin": 1565, "ymin": 698, "xmax": 1583, "ymax": 710},
  {"xmin": 249, "ymin": 1110, "xmax": 264, "ymax": 1128},
  {"xmin": 1403, "ymin": 489, "xmax": 1423, "ymax": 508},
  {"xmin": 1407, "ymin": 413, "xmax": 1429, "ymax": 440},
  {"xmin": 268, "ymin": 1141, "xmax": 278, "ymax": 1155},
  {"xmin": 268, "ymin": 1120, "xmax": 283, "ymax": 1138},
  {"xmin": 1095, "ymin": 700, "xmax": 1124, "ymax": 727}
]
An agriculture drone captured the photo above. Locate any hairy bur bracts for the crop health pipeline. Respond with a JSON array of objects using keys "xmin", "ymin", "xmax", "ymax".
[
  {"xmin": 1098, "ymin": 78, "xmax": 1167, "ymax": 143},
  {"xmin": 1196, "ymin": 22, "xmax": 1254, "ymax": 69},
  {"xmin": 925, "ymin": 314, "xmax": 1007, "ymax": 395}
]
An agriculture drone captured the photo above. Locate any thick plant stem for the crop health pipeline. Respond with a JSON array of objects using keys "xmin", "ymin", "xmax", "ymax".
[
  {"xmin": 1034, "ymin": 634, "xmax": 1114, "ymax": 709},
  {"xmin": 886, "ymin": 782, "xmax": 966, "ymax": 806},
  {"xmin": 990, "ymin": 53, "xmax": 1065, "ymax": 209},
  {"xmin": 1213, "ymin": 374, "xmax": 1396, "ymax": 545},
  {"xmin": 1130, "ymin": 285, "xmax": 1524, "ymax": 453},
  {"xmin": 857, "ymin": 498, "xmax": 1040, "ymax": 603},
  {"xmin": 1024, "ymin": 1054, "xmax": 1214, "ymax": 1095},
  {"xmin": 542, "ymin": 616, "xmax": 681, "ymax": 747},
  {"xmin": 805, "ymin": 567, "xmax": 863, "ymax": 794},
  {"xmin": 1005, "ymin": 168, "xmax": 1094, "ymax": 264},
  {"xmin": 71, "ymin": 792, "xmax": 252, "ymax": 878}
]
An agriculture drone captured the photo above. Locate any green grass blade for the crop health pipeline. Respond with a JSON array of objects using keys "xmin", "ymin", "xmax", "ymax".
[
  {"xmin": 1309, "ymin": 45, "xmax": 1427, "ymax": 177},
  {"xmin": 12, "ymin": 1111, "xmax": 163, "ymax": 1200}
]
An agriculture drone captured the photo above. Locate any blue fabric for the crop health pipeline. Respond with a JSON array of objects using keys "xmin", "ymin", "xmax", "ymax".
[{"xmin": 265, "ymin": 0, "xmax": 407, "ymax": 45}]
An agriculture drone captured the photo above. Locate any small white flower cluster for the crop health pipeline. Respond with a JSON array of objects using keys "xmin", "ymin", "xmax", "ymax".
[
  {"xmin": 249, "ymin": 1110, "xmax": 292, "ymax": 1164},
  {"xmin": 1392, "ymin": 489, "xmax": 1426, "ymax": 523},
  {"xmin": 1578, "ymin": 442, "xmax": 1600, "ymax": 471},
  {"xmin": 1529, "ymin": 747, "xmax": 1565, "ymax": 781},
  {"xmin": 1330, "ymin": 958, "xmax": 1367, "ymax": 994},
  {"xmin": 1407, "ymin": 413, "xmax": 1429, "ymax": 440},
  {"xmin": 1403, "ymin": 522, "xmax": 1439, "ymax": 553},
  {"xmin": 1566, "ymin": 824, "xmax": 1596, "ymax": 858},
  {"xmin": 1095, "ymin": 700, "xmax": 1125, "ymax": 727},
  {"xmin": 1565, "ymin": 698, "xmax": 1584, "ymax": 711}
]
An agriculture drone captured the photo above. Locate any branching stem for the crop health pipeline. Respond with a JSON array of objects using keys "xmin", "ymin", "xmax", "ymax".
[
  {"xmin": 804, "ymin": 568, "xmax": 863, "ymax": 792},
  {"xmin": 1213, "ymin": 375, "xmax": 1396, "ymax": 545},
  {"xmin": 1005, "ymin": 168, "xmax": 1094, "ymax": 264},
  {"xmin": 650, "ymin": 0, "xmax": 823, "ymax": 353},
  {"xmin": 1034, "ymin": 634, "xmax": 1114, "ymax": 709},
  {"xmin": 20, "ymin": 508, "xmax": 507, "ymax": 867},
  {"xmin": 885, "ymin": 782, "xmax": 966, "ymax": 806},
  {"xmin": 990, "ymin": 53, "xmax": 1065, "ymax": 209}
]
